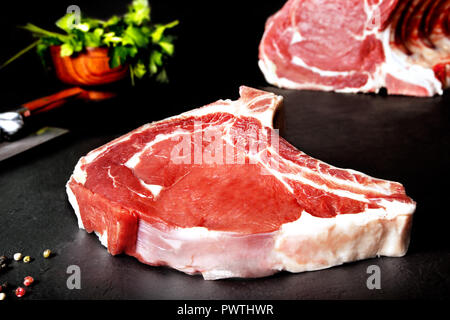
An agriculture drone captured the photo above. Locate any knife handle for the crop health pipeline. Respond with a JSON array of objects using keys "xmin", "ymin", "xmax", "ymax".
[{"xmin": 20, "ymin": 87, "xmax": 85, "ymax": 117}]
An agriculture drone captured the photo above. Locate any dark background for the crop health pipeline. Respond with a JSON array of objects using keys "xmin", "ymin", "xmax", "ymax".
[{"xmin": 0, "ymin": 0, "xmax": 449, "ymax": 301}]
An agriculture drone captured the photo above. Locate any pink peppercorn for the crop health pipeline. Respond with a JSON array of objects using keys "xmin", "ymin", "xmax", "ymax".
[
  {"xmin": 23, "ymin": 276, "xmax": 34, "ymax": 287},
  {"xmin": 15, "ymin": 287, "xmax": 26, "ymax": 298}
]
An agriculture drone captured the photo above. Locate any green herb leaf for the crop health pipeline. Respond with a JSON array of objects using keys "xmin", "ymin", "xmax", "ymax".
[
  {"xmin": 60, "ymin": 43, "xmax": 74, "ymax": 57},
  {"xmin": 156, "ymin": 68, "xmax": 168, "ymax": 83},
  {"xmin": 158, "ymin": 41, "xmax": 174, "ymax": 55},
  {"xmin": 149, "ymin": 50, "xmax": 162, "ymax": 75},
  {"xmin": 151, "ymin": 50, "xmax": 163, "ymax": 66},
  {"xmin": 41, "ymin": 37, "xmax": 63, "ymax": 46},
  {"xmin": 56, "ymin": 13, "xmax": 78, "ymax": 32},
  {"xmin": 104, "ymin": 15, "xmax": 121, "ymax": 27},
  {"xmin": 36, "ymin": 42, "xmax": 49, "ymax": 67},
  {"xmin": 110, "ymin": 46, "xmax": 126, "ymax": 68},
  {"xmin": 133, "ymin": 60, "xmax": 147, "ymax": 78},
  {"xmin": 125, "ymin": 0, "xmax": 151, "ymax": 26},
  {"xmin": 0, "ymin": 40, "xmax": 40, "ymax": 70},
  {"xmin": 109, "ymin": 45, "xmax": 138, "ymax": 68},
  {"xmin": 127, "ymin": 46, "xmax": 139, "ymax": 58},
  {"xmin": 20, "ymin": 23, "xmax": 69, "ymax": 42},
  {"xmin": 74, "ymin": 23, "xmax": 90, "ymax": 32},
  {"xmin": 151, "ymin": 20, "xmax": 179, "ymax": 43},
  {"xmin": 71, "ymin": 39, "xmax": 84, "ymax": 52},
  {"xmin": 104, "ymin": 32, "xmax": 123, "ymax": 45},
  {"xmin": 82, "ymin": 17, "xmax": 103, "ymax": 30},
  {"xmin": 84, "ymin": 28, "xmax": 104, "ymax": 47},
  {"xmin": 123, "ymin": 25, "xmax": 149, "ymax": 47}
]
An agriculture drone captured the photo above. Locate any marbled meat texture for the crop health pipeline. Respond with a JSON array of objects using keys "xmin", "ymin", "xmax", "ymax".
[{"xmin": 66, "ymin": 86, "xmax": 416, "ymax": 280}]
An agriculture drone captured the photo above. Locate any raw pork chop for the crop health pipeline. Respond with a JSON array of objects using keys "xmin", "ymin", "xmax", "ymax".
[
  {"xmin": 66, "ymin": 87, "xmax": 415, "ymax": 280},
  {"xmin": 259, "ymin": 0, "xmax": 450, "ymax": 97}
]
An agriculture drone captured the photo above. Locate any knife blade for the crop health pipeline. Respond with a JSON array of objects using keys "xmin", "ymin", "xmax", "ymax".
[{"xmin": 0, "ymin": 126, "xmax": 69, "ymax": 161}]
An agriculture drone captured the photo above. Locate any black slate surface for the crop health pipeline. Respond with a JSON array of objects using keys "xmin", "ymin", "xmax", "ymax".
[{"xmin": 0, "ymin": 84, "xmax": 449, "ymax": 300}]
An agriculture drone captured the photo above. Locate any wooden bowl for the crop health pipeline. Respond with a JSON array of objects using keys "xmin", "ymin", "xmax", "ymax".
[{"xmin": 50, "ymin": 46, "xmax": 129, "ymax": 86}]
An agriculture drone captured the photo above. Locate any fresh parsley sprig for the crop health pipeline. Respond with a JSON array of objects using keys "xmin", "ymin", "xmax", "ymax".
[{"xmin": 2, "ymin": 0, "xmax": 178, "ymax": 85}]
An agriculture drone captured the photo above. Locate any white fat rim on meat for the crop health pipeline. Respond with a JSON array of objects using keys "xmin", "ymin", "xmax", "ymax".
[
  {"xmin": 380, "ymin": 26, "xmax": 443, "ymax": 95},
  {"xmin": 66, "ymin": 182, "xmax": 85, "ymax": 230},
  {"xmin": 95, "ymin": 231, "xmax": 108, "ymax": 247},
  {"xmin": 130, "ymin": 199, "xmax": 414, "ymax": 279},
  {"xmin": 274, "ymin": 208, "xmax": 413, "ymax": 273}
]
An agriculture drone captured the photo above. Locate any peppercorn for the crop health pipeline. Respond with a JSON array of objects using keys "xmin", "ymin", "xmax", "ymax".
[
  {"xmin": 43, "ymin": 249, "xmax": 52, "ymax": 259},
  {"xmin": 23, "ymin": 256, "xmax": 31, "ymax": 263},
  {"xmin": 0, "ymin": 292, "xmax": 5, "ymax": 300},
  {"xmin": 23, "ymin": 276, "xmax": 34, "ymax": 287},
  {"xmin": 15, "ymin": 287, "xmax": 25, "ymax": 298},
  {"xmin": 13, "ymin": 253, "xmax": 22, "ymax": 261}
]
